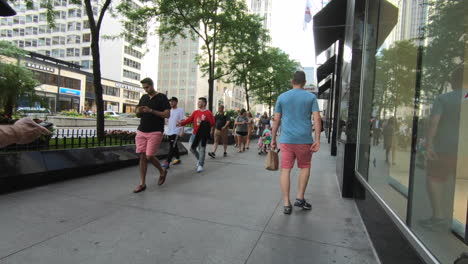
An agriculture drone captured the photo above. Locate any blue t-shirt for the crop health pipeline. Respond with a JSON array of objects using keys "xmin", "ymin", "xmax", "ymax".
[{"xmin": 275, "ymin": 89, "xmax": 320, "ymax": 144}]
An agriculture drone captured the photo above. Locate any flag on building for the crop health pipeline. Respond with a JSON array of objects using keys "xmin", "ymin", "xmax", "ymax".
[{"xmin": 303, "ymin": 0, "xmax": 312, "ymax": 30}]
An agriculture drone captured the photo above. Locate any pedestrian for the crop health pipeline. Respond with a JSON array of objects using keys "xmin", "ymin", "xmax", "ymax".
[
  {"xmin": 246, "ymin": 112, "xmax": 254, "ymax": 150},
  {"xmin": 259, "ymin": 112, "xmax": 270, "ymax": 136},
  {"xmin": 178, "ymin": 97, "xmax": 215, "ymax": 173},
  {"xmin": 133, "ymin": 78, "xmax": 171, "ymax": 193},
  {"xmin": 233, "ymin": 109, "xmax": 240, "ymax": 148},
  {"xmin": 383, "ymin": 117, "xmax": 397, "ymax": 165},
  {"xmin": 163, "ymin": 97, "xmax": 185, "ymax": 169},
  {"xmin": 208, "ymin": 105, "xmax": 231, "ymax": 158},
  {"xmin": 235, "ymin": 109, "xmax": 249, "ymax": 152},
  {"xmin": 261, "ymin": 123, "xmax": 272, "ymax": 154},
  {"xmin": 271, "ymin": 71, "xmax": 321, "ymax": 215}
]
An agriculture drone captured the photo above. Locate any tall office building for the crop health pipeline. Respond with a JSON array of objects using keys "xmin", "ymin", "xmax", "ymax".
[
  {"xmin": 249, "ymin": 0, "xmax": 273, "ymax": 30},
  {"xmin": 157, "ymin": 34, "xmax": 199, "ymax": 113},
  {"xmin": 0, "ymin": 0, "xmax": 144, "ymax": 87},
  {"xmin": 387, "ymin": 0, "xmax": 428, "ymax": 45},
  {"xmin": 157, "ymin": 33, "xmax": 247, "ymax": 113},
  {"xmin": 303, "ymin": 66, "xmax": 316, "ymax": 86}
]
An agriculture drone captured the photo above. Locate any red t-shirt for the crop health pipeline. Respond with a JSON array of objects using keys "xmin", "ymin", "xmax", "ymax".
[{"xmin": 180, "ymin": 109, "xmax": 215, "ymax": 135}]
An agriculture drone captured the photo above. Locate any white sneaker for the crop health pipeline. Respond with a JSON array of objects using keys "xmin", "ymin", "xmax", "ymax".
[{"xmin": 197, "ymin": 165, "xmax": 204, "ymax": 173}]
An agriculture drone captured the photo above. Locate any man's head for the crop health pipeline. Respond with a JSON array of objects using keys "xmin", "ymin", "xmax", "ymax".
[
  {"xmin": 140, "ymin": 78, "xmax": 155, "ymax": 94},
  {"xmin": 198, "ymin": 97, "xmax": 207, "ymax": 109},
  {"xmin": 169, "ymin": 97, "xmax": 178, "ymax": 108},
  {"xmin": 218, "ymin": 105, "xmax": 225, "ymax": 113},
  {"xmin": 291, "ymin": 71, "xmax": 306, "ymax": 87},
  {"xmin": 240, "ymin": 108, "xmax": 247, "ymax": 116},
  {"xmin": 265, "ymin": 124, "xmax": 271, "ymax": 129},
  {"xmin": 450, "ymin": 66, "xmax": 465, "ymax": 90}
]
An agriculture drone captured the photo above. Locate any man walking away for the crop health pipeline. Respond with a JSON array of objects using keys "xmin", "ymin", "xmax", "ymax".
[
  {"xmin": 178, "ymin": 97, "xmax": 215, "ymax": 173},
  {"xmin": 163, "ymin": 97, "xmax": 185, "ymax": 169},
  {"xmin": 209, "ymin": 105, "xmax": 230, "ymax": 158},
  {"xmin": 133, "ymin": 78, "xmax": 171, "ymax": 193},
  {"xmin": 271, "ymin": 71, "xmax": 321, "ymax": 215}
]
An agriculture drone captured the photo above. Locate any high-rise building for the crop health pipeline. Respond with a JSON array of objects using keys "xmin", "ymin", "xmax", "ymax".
[
  {"xmin": 386, "ymin": 0, "xmax": 428, "ymax": 45},
  {"xmin": 249, "ymin": 0, "xmax": 273, "ymax": 30},
  {"xmin": 303, "ymin": 66, "xmax": 316, "ymax": 86},
  {"xmin": 157, "ymin": 34, "xmax": 199, "ymax": 113},
  {"xmin": 157, "ymin": 32, "xmax": 247, "ymax": 113},
  {"xmin": 0, "ymin": 0, "xmax": 145, "ymax": 87}
]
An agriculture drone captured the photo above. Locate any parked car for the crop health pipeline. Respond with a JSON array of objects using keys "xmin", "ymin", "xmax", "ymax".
[
  {"xmin": 104, "ymin": 111, "xmax": 121, "ymax": 117},
  {"xmin": 118, "ymin": 113, "xmax": 137, "ymax": 119}
]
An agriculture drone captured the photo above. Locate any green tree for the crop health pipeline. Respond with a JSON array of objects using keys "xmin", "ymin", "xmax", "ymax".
[
  {"xmin": 0, "ymin": 41, "xmax": 40, "ymax": 117},
  {"xmin": 251, "ymin": 47, "xmax": 300, "ymax": 116},
  {"xmin": 221, "ymin": 13, "xmax": 270, "ymax": 112},
  {"xmin": 13, "ymin": 0, "xmax": 113, "ymax": 140},
  {"xmin": 117, "ymin": 0, "xmax": 249, "ymax": 111},
  {"xmin": 374, "ymin": 41, "xmax": 418, "ymax": 117},
  {"xmin": 420, "ymin": 0, "xmax": 467, "ymax": 101}
]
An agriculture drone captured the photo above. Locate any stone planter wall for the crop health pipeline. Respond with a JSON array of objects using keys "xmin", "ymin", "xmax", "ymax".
[{"xmin": 46, "ymin": 116, "xmax": 127, "ymax": 127}]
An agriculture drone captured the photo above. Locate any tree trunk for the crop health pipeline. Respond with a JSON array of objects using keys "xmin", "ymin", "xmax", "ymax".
[
  {"xmin": 84, "ymin": 0, "xmax": 111, "ymax": 141},
  {"xmin": 4, "ymin": 96, "xmax": 14, "ymax": 118},
  {"xmin": 91, "ymin": 38, "xmax": 105, "ymax": 141},
  {"xmin": 208, "ymin": 78, "xmax": 214, "ymax": 112},
  {"xmin": 244, "ymin": 80, "xmax": 250, "ymax": 112}
]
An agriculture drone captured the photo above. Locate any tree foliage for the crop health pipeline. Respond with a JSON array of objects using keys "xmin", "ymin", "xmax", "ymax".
[
  {"xmin": 118, "ymin": 0, "xmax": 250, "ymax": 111},
  {"xmin": 250, "ymin": 47, "xmax": 300, "ymax": 116},
  {"xmin": 420, "ymin": 0, "xmax": 467, "ymax": 101},
  {"xmin": 220, "ymin": 13, "xmax": 270, "ymax": 111},
  {"xmin": 374, "ymin": 40, "xmax": 418, "ymax": 117},
  {"xmin": 0, "ymin": 41, "xmax": 40, "ymax": 117}
]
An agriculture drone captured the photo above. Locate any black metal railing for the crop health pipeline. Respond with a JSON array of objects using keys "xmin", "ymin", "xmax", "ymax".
[{"xmin": 0, "ymin": 129, "xmax": 136, "ymax": 153}]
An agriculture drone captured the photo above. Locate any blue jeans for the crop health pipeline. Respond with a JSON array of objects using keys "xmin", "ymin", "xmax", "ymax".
[{"xmin": 189, "ymin": 134, "xmax": 207, "ymax": 167}]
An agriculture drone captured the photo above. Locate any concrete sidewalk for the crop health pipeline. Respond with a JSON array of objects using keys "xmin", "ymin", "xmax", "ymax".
[{"xmin": 0, "ymin": 140, "xmax": 378, "ymax": 264}]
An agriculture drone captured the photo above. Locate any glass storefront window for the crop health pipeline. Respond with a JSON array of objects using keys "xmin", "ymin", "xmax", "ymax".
[{"xmin": 357, "ymin": 0, "xmax": 467, "ymax": 263}]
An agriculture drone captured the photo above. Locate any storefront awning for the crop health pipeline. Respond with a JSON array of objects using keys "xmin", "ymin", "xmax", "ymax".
[
  {"xmin": 318, "ymin": 77, "xmax": 332, "ymax": 96},
  {"xmin": 377, "ymin": 0, "xmax": 399, "ymax": 48},
  {"xmin": 316, "ymin": 55, "xmax": 336, "ymax": 85},
  {"xmin": 313, "ymin": 0, "xmax": 347, "ymax": 56},
  {"xmin": 0, "ymin": 0, "xmax": 16, "ymax": 16}
]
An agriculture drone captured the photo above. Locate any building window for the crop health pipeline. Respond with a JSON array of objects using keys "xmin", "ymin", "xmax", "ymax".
[
  {"xmin": 123, "ymin": 69, "xmax": 140, "ymax": 81},
  {"xmin": 124, "ymin": 57, "xmax": 141, "ymax": 70},
  {"xmin": 82, "ymin": 33, "xmax": 91, "ymax": 42},
  {"xmin": 82, "ymin": 47, "xmax": 90, "ymax": 56},
  {"xmin": 83, "ymin": 20, "xmax": 90, "ymax": 29},
  {"xmin": 103, "ymin": 85, "xmax": 120, "ymax": 97},
  {"xmin": 81, "ymin": 60, "xmax": 93, "ymax": 69},
  {"xmin": 39, "ymin": 12, "xmax": 47, "ymax": 22},
  {"xmin": 123, "ymin": 90, "xmax": 140, "ymax": 100}
]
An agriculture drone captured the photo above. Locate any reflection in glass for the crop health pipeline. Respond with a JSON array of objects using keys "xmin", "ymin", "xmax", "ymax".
[{"xmin": 409, "ymin": 1, "xmax": 467, "ymax": 262}]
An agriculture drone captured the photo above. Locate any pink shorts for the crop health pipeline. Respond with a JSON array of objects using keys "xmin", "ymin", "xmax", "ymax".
[
  {"xmin": 280, "ymin": 143, "xmax": 313, "ymax": 169},
  {"xmin": 135, "ymin": 130, "xmax": 163, "ymax": 156}
]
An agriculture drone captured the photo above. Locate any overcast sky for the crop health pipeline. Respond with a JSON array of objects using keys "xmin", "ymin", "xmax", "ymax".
[
  {"xmin": 270, "ymin": 0, "xmax": 322, "ymax": 68},
  {"xmin": 141, "ymin": 0, "xmax": 323, "ymax": 80}
]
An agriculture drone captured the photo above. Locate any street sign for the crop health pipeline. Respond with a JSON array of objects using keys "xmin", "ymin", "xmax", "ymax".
[{"xmin": 59, "ymin": 87, "xmax": 81, "ymax": 96}]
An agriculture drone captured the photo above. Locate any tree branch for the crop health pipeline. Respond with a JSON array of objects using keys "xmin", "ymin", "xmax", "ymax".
[
  {"xmin": 174, "ymin": 4, "xmax": 207, "ymax": 43},
  {"xmin": 97, "ymin": 0, "xmax": 112, "ymax": 31}
]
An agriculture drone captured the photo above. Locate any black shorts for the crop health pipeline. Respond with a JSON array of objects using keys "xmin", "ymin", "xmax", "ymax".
[{"xmin": 236, "ymin": 131, "xmax": 248, "ymax": 137}]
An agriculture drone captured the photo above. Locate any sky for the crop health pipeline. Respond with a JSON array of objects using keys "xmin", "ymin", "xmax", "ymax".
[
  {"xmin": 141, "ymin": 0, "xmax": 324, "ymax": 79},
  {"xmin": 270, "ymin": 0, "xmax": 323, "ymax": 68}
]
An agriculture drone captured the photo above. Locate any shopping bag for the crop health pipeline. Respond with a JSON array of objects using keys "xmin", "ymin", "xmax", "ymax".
[{"xmin": 265, "ymin": 150, "xmax": 279, "ymax": 171}]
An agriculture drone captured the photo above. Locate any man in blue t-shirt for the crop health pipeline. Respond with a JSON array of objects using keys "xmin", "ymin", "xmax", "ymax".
[{"xmin": 271, "ymin": 71, "xmax": 321, "ymax": 215}]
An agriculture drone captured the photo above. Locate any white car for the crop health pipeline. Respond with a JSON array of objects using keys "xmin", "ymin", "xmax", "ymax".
[{"xmin": 104, "ymin": 111, "xmax": 120, "ymax": 117}]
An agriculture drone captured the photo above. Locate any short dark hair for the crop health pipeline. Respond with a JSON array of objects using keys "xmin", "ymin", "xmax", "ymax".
[
  {"xmin": 198, "ymin": 97, "xmax": 207, "ymax": 105},
  {"xmin": 240, "ymin": 108, "xmax": 246, "ymax": 114},
  {"xmin": 140, "ymin": 77, "xmax": 153, "ymax": 87},
  {"xmin": 292, "ymin": 71, "xmax": 306, "ymax": 85}
]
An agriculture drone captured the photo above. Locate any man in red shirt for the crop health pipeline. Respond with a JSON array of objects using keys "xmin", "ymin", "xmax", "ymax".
[{"xmin": 178, "ymin": 97, "xmax": 215, "ymax": 173}]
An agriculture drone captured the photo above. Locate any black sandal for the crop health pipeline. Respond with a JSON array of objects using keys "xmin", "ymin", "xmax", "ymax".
[
  {"xmin": 283, "ymin": 205, "xmax": 292, "ymax": 215},
  {"xmin": 133, "ymin": 184, "xmax": 147, "ymax": 193}
]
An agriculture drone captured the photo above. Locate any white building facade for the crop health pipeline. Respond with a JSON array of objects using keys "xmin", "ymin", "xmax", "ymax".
[{"xmin": 0, "ymin": 0, "xmax": 144, "ymax": 88}]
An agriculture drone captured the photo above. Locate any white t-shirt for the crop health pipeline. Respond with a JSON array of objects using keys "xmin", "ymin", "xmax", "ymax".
[{"xmin": 167, "ymin": 108, "xmax": 185, "ymax": 135}]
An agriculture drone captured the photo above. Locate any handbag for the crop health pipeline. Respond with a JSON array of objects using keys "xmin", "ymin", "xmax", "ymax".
[{"xmin": 265, "ymin": 149, "xmax": 280, "ymax": 171}]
